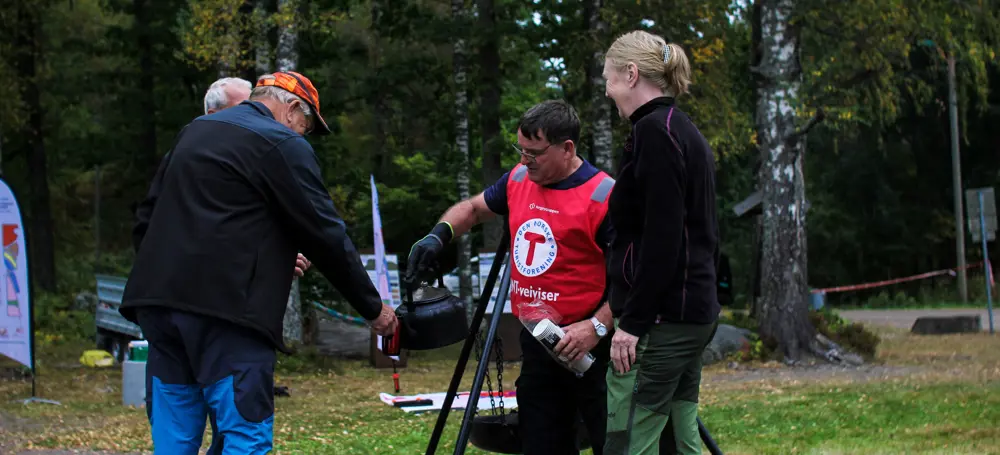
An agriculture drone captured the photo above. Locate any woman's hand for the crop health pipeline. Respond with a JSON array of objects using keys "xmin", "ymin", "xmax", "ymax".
[{"xmin": 610, "ymin": 328, "xmax": 639, "ymax": 374}]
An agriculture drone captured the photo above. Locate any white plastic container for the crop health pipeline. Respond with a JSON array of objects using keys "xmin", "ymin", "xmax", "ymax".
[
  {"xmin": 122, "ymin": 357, "xmax": 147, "ymax": 407},
  {"xmin": 531, "ymin": 318, "xmax": 596, "ymax": 375}
]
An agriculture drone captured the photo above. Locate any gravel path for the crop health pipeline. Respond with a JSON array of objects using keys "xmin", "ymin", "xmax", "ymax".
[{"xmin": 838, "ymin": 308, "xmax": 998, "ymax": 331}]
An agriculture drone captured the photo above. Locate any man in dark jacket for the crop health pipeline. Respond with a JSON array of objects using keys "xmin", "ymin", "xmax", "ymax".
[{"xmin": 121, "ymin": 71, "xmax": 398, "ymax": 454}]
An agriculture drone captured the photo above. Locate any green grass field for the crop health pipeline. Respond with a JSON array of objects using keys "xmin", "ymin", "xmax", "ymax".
[{"xmin": 2, "ymin": 324, "xmax": 999, "ymax": 454}]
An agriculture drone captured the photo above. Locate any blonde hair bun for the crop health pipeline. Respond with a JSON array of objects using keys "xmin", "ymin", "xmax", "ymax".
[{"xmin": 606, "ymin": 31, "xmax": 691, "ymax": 96}]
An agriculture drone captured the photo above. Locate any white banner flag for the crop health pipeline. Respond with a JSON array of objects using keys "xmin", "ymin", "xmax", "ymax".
[
  {"xmin": 0, "ymin": 177, "xmax": 31, "ymax": 368},
  {"xmin": 371, "ymin": 175, "xmax": 399, "ymax": 360}
]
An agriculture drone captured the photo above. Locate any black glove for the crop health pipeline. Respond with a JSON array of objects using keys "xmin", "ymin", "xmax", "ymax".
[{"xmin": 403, "ymin": 222, "xmax": 454, "ymax": 290}]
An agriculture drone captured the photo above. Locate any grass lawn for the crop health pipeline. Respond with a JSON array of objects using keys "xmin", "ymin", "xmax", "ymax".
[{"xmin": 2, "ymin": 324, "xmax": 1000, "ymax": 454}]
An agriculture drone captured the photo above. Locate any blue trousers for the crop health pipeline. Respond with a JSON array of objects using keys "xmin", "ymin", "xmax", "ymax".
[{"xmin": 136, "ymin": 308, "xmax": 276, "ymax": 455}]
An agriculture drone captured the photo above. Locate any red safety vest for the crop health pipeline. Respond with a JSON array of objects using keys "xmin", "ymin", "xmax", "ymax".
[{"xmin": 506, "ymin": 164, "xmax": 614, "ymax": 324}]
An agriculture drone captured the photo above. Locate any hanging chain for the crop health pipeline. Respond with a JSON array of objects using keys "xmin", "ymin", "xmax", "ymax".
[
  {"xmin": 495, "ymin": 335, "xmax": 506, "ymax": 422},
  {"xmin": 473, "ymin": 328, "xmax": 496, "ymax": 415}
]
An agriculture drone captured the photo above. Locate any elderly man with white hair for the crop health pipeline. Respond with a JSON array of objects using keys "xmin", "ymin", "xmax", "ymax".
[{"xmin": 203, "ymin": 77, "xmax": 253, "ymax": 115}]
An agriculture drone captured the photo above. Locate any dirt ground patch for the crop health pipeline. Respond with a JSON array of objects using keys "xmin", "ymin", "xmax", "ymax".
[
  {"xmin": 9, "ymin": 451, "xmax": 144, "ymax": 455},
  {"xmin": 704, "ymin": 362, "xmax": 925, "ymax": 390}
]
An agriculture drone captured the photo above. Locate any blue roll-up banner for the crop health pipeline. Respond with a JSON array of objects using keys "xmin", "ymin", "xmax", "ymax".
[{"xmin": 0, "ymin": 177, "xmax": 31, "ymax": 369}]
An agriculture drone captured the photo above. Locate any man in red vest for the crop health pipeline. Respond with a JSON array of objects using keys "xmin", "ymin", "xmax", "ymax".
[{"xmin": 404, "ymin": 100, "xmax": 614, "ymax": 455}]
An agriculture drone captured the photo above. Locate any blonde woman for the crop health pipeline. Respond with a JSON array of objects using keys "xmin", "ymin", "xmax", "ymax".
[{"xmin": 600, "ymin": 31, "xmax": 721, "ymax": 455}]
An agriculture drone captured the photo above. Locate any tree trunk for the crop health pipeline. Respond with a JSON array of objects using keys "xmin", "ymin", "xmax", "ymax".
[
  {"xmin": 134, "ymin": 0, "xmax": 157, "ymax": 181},
  {"xmin": 749, "ymin": 213, "xmax": 761, "ymax": 319},
  {"xmin": 17, "ymin": 1, "xmax": 56, "ymax": 292},
  {"xmin": 276, "ymin": 0, "xmax": 302, "ymax": 346},
  {"xmin": 237, "ymin": 0, "xmax": 257, "ymax": 82},
  {"xmin": 275, "ymin": 0, "xmax": 297, "ymax": 72},
  {"xmin": 215, "ymin": 1, "xmax": 243, "ymax": 78},
  {"xmin": 283, "ymin": 278, "xmax": 302, "ymax": 345},
  {"xmin": 453, "ymin": 0, "xmax": 474, "ymax": 310},
  {"xmin": 753, "ymin": 0, "xmax": 815, "ymax": 362},
  {"xmin": 368, "ymin": 0, "xmax": 391, "ymax": 178},
  {"xmin": 586, "ymin": 0, "xmax": 613, "ymax": 173},
  {"xmin": 254, "ymin": 0, "xmax": 273, "ymax": 76},
  {"xmin": 477, "ymin": 0, "xmax": 503, "ymax": 251}
]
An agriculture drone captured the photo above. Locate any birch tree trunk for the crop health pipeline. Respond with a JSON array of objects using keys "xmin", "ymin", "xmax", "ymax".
[
  {"xmin": 586, "ymin": 0, "xmax": 614, "ymax": 173},
  {"xmin": 276, "ymin": 0, "xmax": 302, "ymax": 346},
  {"xmin": 753, "ymin": 0, "xmax": 816, "ymax": 362},
  {"xmin": 275, "ymin": 0, "xmax": 297, "ymax": 72},
  {"xmin": 254, "ymin": 0, "xmax": 272, "ymax": 76},
  {"xmin": 453, "ymin": 0, "xmax": 474, "ymax": 310}
]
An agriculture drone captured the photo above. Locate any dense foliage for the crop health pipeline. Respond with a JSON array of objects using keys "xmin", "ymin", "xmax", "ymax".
[{"xmin": 1, "ymin": 0, "xmax": 998, "ymax": 331}]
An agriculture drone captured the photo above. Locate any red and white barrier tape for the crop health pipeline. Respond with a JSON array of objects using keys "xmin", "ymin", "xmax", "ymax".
[{"xmin": 813, "ymin": 261, "xmax": 989, "ymax": 294}]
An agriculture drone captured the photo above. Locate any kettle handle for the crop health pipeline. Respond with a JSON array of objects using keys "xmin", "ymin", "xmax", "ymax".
[
  {"xmin": 402, "ymin": 285, "xmax": 421, "ymax": 342},
  {"xmin": 402, "ymin": 271, "xmax": 444, "ymax": 310},
  {"xmin": 405, "ymin": 286, "xmax": 416, "ymax": 311}
]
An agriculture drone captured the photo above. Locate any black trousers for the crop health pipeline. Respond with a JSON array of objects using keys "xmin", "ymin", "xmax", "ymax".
[{"xmin": 516, "ymin": 327, "xmax": 611, "ymax": 455}]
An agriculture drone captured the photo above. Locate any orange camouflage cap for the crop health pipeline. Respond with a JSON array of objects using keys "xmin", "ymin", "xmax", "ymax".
[{"xmin": 256, "ymin": 71, "xmax": 331, "ymax": 136}]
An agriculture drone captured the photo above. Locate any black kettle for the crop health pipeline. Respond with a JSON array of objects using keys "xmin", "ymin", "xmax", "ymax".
[{"xmin": 396, "ymin": 277, "xmax": 469, "ymax": 351}]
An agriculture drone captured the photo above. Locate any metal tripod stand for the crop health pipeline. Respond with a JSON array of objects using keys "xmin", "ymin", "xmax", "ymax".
[{"xmin": 425, "ymin": 227, "xmax": 513, "ymax": 455}]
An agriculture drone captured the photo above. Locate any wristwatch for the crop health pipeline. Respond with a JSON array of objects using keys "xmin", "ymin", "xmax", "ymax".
[{"xmin": 590, "ymin": 317, "xmax": 608, "ymax": 337}]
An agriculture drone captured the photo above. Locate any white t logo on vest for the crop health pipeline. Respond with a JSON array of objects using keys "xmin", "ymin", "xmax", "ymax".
[{"xmin": 513, "ymin": 218, "xmax": 558, "ymax": 277}]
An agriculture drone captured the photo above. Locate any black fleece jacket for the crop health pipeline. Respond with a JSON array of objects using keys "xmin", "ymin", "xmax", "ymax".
[{"xmin": 606, "ymin": 97, "xmax": 720, "ymax": 337}]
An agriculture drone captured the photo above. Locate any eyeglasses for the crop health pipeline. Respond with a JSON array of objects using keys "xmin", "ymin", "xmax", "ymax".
[{"xmin": 510, "ymin": 142, "xmax": 556, "ymax": 163}]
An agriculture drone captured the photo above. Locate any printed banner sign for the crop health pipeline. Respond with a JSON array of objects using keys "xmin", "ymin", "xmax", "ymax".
[
  {"xmin": 0, "ymin": 178, "xmax": 30, "ymax": 368},
  {"xmin": 478, "ymin": 252, "xmax": 512, "ymax": 314},
  {"xmin": 361, "ymin": 254, "xmax": 401, "ymax": 309}
]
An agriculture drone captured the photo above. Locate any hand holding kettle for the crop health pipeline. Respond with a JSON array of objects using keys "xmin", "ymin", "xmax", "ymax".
[
  {"xmin": 369, "ymin": 302, "xmax": 399, "ymax": 337},
  {"xmin": 403, "ymin": 222, "xmax": 454, "ymax": 290}
]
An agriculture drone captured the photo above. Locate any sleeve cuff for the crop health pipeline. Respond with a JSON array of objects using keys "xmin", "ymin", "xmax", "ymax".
[
  {"xmin": 617, "ymin": 316, "xmax": 654, "ymax": 338},
  {"xmin": 432, "ymin": 221, "xmax": 454, "ymax": 244},
  {"xmin": 360, "ymin": 301, "xmax": 383, "ymax": 321}
]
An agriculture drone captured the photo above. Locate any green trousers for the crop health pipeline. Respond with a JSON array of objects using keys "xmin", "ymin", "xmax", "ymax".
[{"xmin": 604, "ymin": 319, "xmax": 717, "ymax": 455}]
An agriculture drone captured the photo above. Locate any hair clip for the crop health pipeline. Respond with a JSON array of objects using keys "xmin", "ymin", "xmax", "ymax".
[{"xmin": 663, "ymin": 44, "xmax": 671, "ymax": 63}]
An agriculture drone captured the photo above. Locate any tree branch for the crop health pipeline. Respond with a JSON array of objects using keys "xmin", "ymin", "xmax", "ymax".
[{"xmin": 789, "ymin": 107, "xmax": 826, "ymax": 139}]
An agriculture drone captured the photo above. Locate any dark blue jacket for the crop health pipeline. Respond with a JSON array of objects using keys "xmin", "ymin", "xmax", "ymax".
[{"xmin": 121, "ymin": 101, "xmax": 382, "ymax": 353}]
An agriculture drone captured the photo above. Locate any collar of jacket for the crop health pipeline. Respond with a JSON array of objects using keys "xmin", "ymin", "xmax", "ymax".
[
  {"xmin": 241, "ymin": 100, "xmax": 277, "ymax": 120},
  {"xmin": 629, "ymin": 96, "xmax": 676, "ymax": 125}
]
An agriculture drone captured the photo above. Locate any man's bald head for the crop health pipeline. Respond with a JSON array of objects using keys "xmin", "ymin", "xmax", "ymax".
[{"xmin": 203, "ymin": 77, "xmax": 252, "ymax": 115}]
